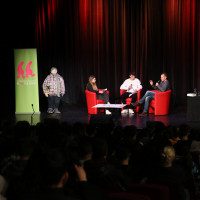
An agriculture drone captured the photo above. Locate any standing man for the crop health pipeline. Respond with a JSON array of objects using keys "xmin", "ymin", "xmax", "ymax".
[
  {"xmin": 132, "ymin": 72, "xmax": 170, "ymax": 116},
  {"xmin": 120, "ymin": 72, "xmax": 142, "ymax": 114},
  {"xmin": 43, "ymin": 67, "xmax": 65, "ymax": 114}
]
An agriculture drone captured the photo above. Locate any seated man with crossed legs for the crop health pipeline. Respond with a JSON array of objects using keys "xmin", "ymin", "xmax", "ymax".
[{"xmin": 132, "ymin": 72, "xmax": 170, "ymax": 117}]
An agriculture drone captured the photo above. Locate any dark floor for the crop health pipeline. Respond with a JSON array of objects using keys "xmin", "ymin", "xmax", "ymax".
[{"xmin": 6, "ymin": 104, "xmax": 200, "ymax": 129}]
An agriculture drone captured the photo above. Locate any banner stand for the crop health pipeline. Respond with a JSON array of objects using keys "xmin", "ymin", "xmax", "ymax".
[
  {"xmin": 14, "ymin": 49, "xmax": 40, "ymax": 114},
  {"xmin": 15, "ymin": 114, "xmax": 41, "ymax": 126}
]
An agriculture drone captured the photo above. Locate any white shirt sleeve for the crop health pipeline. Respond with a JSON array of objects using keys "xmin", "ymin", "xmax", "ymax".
[
  {"xmin": 135, "ymin": 79, "xmax": 142, "ymax": 91},
  {"xmin": 120, "ymin": 79, "xmax": 129, "ymax": 90}
]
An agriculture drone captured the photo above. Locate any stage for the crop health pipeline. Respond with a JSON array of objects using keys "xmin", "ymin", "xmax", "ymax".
[{"xmin": 5, "ymin": 104, "xmax": 200, "ymax": 130}]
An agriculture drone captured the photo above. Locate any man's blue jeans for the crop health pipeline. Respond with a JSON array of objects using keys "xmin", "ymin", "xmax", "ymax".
[
  {"xmin": 138, "ymin": 91, "xmax": 155, "ymax": 113},
  {"xmin": 48, "ymin": 95, "xmax": 61, "ymax": 110}
]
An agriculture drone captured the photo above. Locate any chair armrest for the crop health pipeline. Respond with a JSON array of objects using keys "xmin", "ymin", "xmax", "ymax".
[
  {"xmin": 99, "ymin": 89, "xmax": 109, "ymax": 95},
  {"xmin": 120, "ymin": 89, "xmax": 127, "ymax": 96},
  {"xmin": 137, "ymin": 89, "xmax": 142, "ymax": 99},
  {"xmin": 120, "ymin": 89, "xmax": 142, "ymax": 100}
]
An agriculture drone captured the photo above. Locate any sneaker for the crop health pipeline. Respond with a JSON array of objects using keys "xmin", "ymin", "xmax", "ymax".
[
  {"xmin": 54, "ymin": 108, "xmax": 61, "ymax": 114},
  {"xmin": 47, "ymin": 108, "xmax": 54, "ymax": 114},
  {"xmin": 131, "ymin": 102, "xmax": 141, "ymax": 107},
  {"xmin": 121, "ymin": 109, "xmax": 128, "ymax": 114},
  {"xmin": 129, "ymin": 109, "xmax": 134, "ymax": 114},
  {"xmin": 139, "ymin": 112, "xmax": 147, "ymax": 117},
  {"xmin": 105, "ymin": 109, "xmax": 111, "ymax": 115}
]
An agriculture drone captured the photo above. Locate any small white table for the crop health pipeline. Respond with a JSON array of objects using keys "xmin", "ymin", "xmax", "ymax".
[{"xmin": 92, "ymin": 104, "xmax": 126, "ymax": 108}]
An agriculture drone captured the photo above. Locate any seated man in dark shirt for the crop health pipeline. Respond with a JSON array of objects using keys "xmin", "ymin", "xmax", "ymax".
[{"xmin": 132, "ymin": 73, "xmax": 170, "ymax": 117}]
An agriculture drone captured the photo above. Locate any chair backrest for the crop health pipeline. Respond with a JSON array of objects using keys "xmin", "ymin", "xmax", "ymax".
[
  {"xmin": 85, "ymin": 90, "xmax": 98, "ymax": 114},
  {"xmin": 147, "ymin": 178, "xmax": 185, "ymax": 200},
  {"xmin": 108, "ymin": 192, "xmax": 151, "ymax": 200},
  {"xmin": 128, "ymin": 183, "xmax": 170, "ymax": 200},
  {"xmin": 152, "ymin": 90, "xmax": 172, "ymax": 115},
  {"xmin": 154, "ymin": 89, "xmax": 171, "ymax": 96},
  {"xmin": 85, "ymin": 89, "xmax": 109, "ymax": 114},
  {"xmin": 155, "ymin": 90, "xmax": 171, "ymax": 106}
]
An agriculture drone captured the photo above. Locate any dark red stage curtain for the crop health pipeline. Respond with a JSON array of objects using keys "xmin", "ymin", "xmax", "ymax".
[
  {"xmin": 35, "ymin": 0, "xmax": 200, "ymax": 106},
  {"xmin": 162, "ymin": 0, "xmax": 200, "ymax": 104}
]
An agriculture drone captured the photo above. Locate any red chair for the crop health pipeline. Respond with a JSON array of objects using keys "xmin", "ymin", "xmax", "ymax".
[
  {"xmin": 128, "ymin": 183, "xmax": 170, "ymax": 200},
  {"xmin": 85, "ymin": 89, "xmax": 109, "ymax": 114},
  {"xmin": 147, "ymin": 179, "xmax": 187, "ymax": 200},
  {"xmin": 148, "ymin": 90, "xmax": 172, "ymax": 115},
  {"xmin": 108, "ymin": 192, "xmax": 151, "ymax": 200},
  {"xmin": 120, "ymin": 89, "xmax": 142, "ymax": 112}
]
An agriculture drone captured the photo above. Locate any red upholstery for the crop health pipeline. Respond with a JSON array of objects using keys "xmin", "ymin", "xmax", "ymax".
[
  {"xmin": 147, "ymin": 179, "xmax": 188, "ymax": 200},
  {"xmin": 148, "ymin": 90, "xmax": 172, "ymax": 115},
  {"xmin": 85, "ymin": 89, "xmax": 109, "ymax": 114},
  {"xmin": 120, "ymin": 89, "xmax": 142, "ymax": 112},
  {"xmin": 102, "ymin": 183, "xmax": 169, "ymax": 200},
  {"xmin": 128, "ymin": 183, "xmax": 170, "ymax": 200},
  {"xmin": 108, "ymin": 192, "xmax": 150, "ymax": 200}
]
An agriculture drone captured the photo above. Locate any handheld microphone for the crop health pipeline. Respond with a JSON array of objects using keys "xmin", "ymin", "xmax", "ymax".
[
  {"xmin": 31, "ymin": 104, "xmax": 35, "ymax": 126},
  {"xmin": 128, "ymin": 84, "xmax": 132, "ymax": 91},
  {"xmin": 157, "ymin": 80, "xmax": 160, "ymax": 84}
]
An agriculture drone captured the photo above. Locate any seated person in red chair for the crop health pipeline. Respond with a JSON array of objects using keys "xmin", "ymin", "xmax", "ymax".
[
  {"xmin": 86, "ymin": 75, "xmax": 111, "ymax": 115},
  {"xmin": 120, "ymin": 72, "xmax": 142, "ymax": 114},
  {"xmin": 132, "ymin": 73, "xmax": 170, "ymax": 117}
]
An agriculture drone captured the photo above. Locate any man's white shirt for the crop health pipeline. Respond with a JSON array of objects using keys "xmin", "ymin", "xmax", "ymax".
[{"xmin": 120, "ymin": 78, "xmax": 142, "ymax": 93}]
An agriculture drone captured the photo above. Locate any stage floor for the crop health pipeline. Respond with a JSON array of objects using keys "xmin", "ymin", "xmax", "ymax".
[{"xmin": 8, "ymin": 104, "xmax": 200, "ymax": 129}]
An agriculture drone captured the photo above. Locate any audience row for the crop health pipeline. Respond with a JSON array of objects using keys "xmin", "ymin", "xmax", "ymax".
[{"xmin": 0, "ymin": 118, "xmax": 200, "ymax": 200}]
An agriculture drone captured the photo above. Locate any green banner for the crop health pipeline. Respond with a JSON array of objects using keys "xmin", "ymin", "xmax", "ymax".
[
  {"xmin": 14, "ymin": 49, "xmax": 40, "ymax": 114},
  {"xmin": 15, "ymin": 114, "xmax": 41, "ymax": 125}
]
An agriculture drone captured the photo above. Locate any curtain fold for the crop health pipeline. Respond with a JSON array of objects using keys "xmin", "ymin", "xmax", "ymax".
[{"xmin": 36, "ymin": 0, "xmax": 200, "ymax": 107}]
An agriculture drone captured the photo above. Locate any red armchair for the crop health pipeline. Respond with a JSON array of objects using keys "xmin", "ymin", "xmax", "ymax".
[
  {"xmin": 128, "ymin": 183, "xmax": 170, "ymax": 200},
  {"xmin": 120, "ymin": 89, "xmax": 142, "ymax": 112},
  {"xmin": 108, "ymin": 192, "xmax": 150, "ymax": 200},
  {"xmin": 85, "ymin": 89, "xmax": 109, "ymax": 114},
  {"xmin": 148, "ymin": 90, "xmax": 172, "ymax": 115}
]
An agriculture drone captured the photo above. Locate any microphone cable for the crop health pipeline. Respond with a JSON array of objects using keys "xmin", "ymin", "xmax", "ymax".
[{"xmin": 31, "ymin": 104, "xmax": 35, "ymax": 126}]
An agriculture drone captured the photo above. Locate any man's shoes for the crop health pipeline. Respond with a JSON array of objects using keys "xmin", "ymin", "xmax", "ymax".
[
  {"xmin": 129, "ymin": 109, "xmax": 134, "ymax": 114},
  {"xmin": 139, "ymin": 112, "xmax": 148, "ymax": 117},
  {"xmin": 105, "ymin": 109, "xmax": 112, "ymax": 115},
  {"xmin": 121, "ymin": 109, "xmax": 128, "ymax": 114},
  {"xmin": 54, "ymin": 108, "xmax": 61, "ymax": 114},
  {"xmin": 47, "ymin": 108, "xmax": 54, "ymax": 114},
  {"xmin": 131, "ymin": 102, "xmax": 141, "ymax": 107}
]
